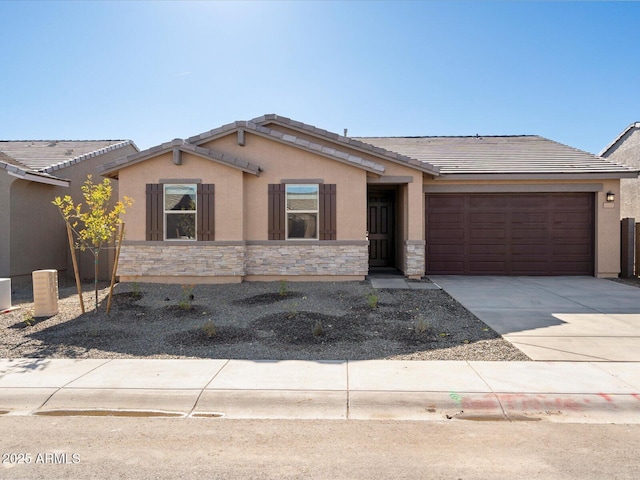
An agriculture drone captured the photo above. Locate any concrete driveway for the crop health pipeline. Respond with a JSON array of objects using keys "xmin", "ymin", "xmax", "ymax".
[{"xmin": 428, "ymin": 276, "xmax": 640, "ymax": 361}]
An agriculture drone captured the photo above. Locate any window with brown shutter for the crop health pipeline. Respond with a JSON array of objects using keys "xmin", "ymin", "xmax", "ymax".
[
  {"xmin": 268, "ymin": 183, "xmax": 336, "ymax": 240},
  {"xmin": 146, "ymin": 183, "xmax": 214, "ymax": 241},
  {"xmin": 197, "ymin": 184, "xmax": 215, "ymax": 241},
  {"xmin": 146, "ymin": 184, "xmax": 163, "ymax": 241},
  {"xmin": 268, "ymin": 184, "xmax": 286, "ymax": 240},
  {"xmin": 319, "ymin": 184, "xmax": 336, "ymax": 240}
]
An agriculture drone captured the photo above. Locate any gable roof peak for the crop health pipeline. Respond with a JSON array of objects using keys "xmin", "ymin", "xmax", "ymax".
[
  {"xmin": 250, "ymin": 114, "xmax": 440, "ymax": 175},
  {"xmin": 600, "ymin": 121, "xmax": 640, "ymax": 157}
]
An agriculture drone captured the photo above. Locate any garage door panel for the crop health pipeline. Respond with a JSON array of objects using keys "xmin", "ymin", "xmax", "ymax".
[
  {"xmin": 470, "ymin": 196, "xmax": 507, "ymax": 208},
  {"xmin": 428, "ymin": 228, "xmax": 465, "ymax": 240},
  {"xmin": 470, "ymin": 213, "xmax": 507, "ymax": 224},
  {"xmin": 553, "ymin": 244, "xmax": 591, "ymax": 255},
  {"xmin": 552, "ymin": 261, "xmax": 593, "ymax": 274},
  {"xmin": 426, "ymin": 193, "xmax": 593, "ymax": 275},
  {"xmin": 468, "ymin": 261, "xmax": 508, "ymax": 273},
  {"xmin": 512, "ymin": 228, "xmax": 548, "ymax": 239},
  {"xmin": 510, "ymin": 196, "xmax": 550, "ymax": 209},
  {"xmin": 552, "ymin": 212, "xmax": 592, "ymax": 224},
  {"xmin": 552, "ymin": 195, "xmax": 592, "ymax": 209},
  {"xmin": 511, "ymin": 212, "xmax": 549, "ymax": 223},
  {"xmin": 428, "ymin": 212, "xmax": 464, "ymax": 223},
  {"xmin": 553, "ymin": 228, "xmax": 592, "ymax": 240},
  {"xmin": 428, "ymin": 244, "xmax": 465, "ymax": 255},
  {"xmin": 512, "ymin": 244, "xmax": 551, "ymax": 255},
  {"xmin": 469, "ymin": 228, "xmax": 506, "ymax": 240},
  {"xmin": 469, "ymin": 244, "xmax": 507, "ymax": 255}
]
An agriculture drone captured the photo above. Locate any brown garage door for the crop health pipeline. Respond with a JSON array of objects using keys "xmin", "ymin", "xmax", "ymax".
[{"xmin": 425, "ymin": 193, "xmax": 594, "ymax": 275}]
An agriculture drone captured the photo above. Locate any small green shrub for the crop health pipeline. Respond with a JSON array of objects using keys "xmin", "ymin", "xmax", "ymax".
[
  {"xmin": 22, "ymin": 310, "xmax": 35, "ymax": 327},
  {"xmin": 279, "ymin": 279, "xmax": 289, "ymax": 297},
  {"xmin": 312, "ymin": 320, "xmax": 324, "ymax": 337},
  {"xmin": 287, "ymin": 301, "xmax": 299, "ymax": 319},
  {"xmin": 414, "ymin": 316, "xmax": 430, "ymax": 335},
  {"xmin": 179, "ymin": 284, "xmax": 195, "ymax": 310},
  {"xmin": 366, "ymin": 290, "xmax": 379, "ymax": 309},
  {"xmin": 131, "ymin": 282, "xmax": 141, "ymax": 299},
  {"xmin": 202, "ymin": 320, "xmax": 217, "ymax": 338}
]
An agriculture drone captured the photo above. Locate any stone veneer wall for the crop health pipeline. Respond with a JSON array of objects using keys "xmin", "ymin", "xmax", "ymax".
[
  {"xmin": 404, "ymin": 241, "xmax": 426, "ymax": 277},
  {"xmin": 246, "ymin": 243, "xmax": 369, "ymax": 276},
  {"xmin": 117, "ymin": 242, "xmax": 369, "ymax": 279},
  {"xmin": 118, "ymin": 244, "xmax": 246, "ymax": 277}
]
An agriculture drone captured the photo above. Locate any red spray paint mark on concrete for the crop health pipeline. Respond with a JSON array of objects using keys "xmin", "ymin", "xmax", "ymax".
[
  {"xmin": 598, "ymin": 393, "xmax": 613, "ymax": 402},
  {"xmin": 631, "ymin": 394, "xmax": 640, "ymax": 401}
]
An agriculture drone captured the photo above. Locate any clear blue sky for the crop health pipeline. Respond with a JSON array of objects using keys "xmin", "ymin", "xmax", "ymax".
[{"xmin": 1, "ymin": 1, "xmax": 638, "ymax": 155}]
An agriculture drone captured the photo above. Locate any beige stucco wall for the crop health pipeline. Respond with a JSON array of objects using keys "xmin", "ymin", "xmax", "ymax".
[
  {"xmin": 594, "ymin": 179, "xmax": 621, "ymax": 278},
  {"xmin": 200, "ymin": 133, "xmax": 369, "ymax": 241},
  {"xmin": 422, "ymin": 177, "xmax": 621, "ymax": 278},
  {"xmin": 601, "ymin": 127, "xmax": 640, "ymax": 221},
  {"xmin": 7, "ymin": 144, "xmax": 137, "ymax": 281},
  {"xmin": 0, "ymin": 172, "xmax": 13, "ymax": 278},
  {"xmin": 9, "ymin": 180, "xmax": 68, "ymax": 277},
  {"xmin": 119, "ymin": 151, "xmax": 245, "ymax": 242}
]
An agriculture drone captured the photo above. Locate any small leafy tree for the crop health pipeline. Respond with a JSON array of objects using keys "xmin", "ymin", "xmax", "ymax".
[{"xmin": 53, "ymin": 175, "xmax": 133, "ymax": 312}]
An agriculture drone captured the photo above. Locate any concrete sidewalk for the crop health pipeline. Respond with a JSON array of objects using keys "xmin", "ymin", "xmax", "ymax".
[{"xmin": 0, "ymin": 358, "xmax": 638, "ymax": 423}]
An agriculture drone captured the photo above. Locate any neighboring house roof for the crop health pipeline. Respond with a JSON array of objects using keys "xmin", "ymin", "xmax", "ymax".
[
  {"xmin": 99, "ymin": 139, "xmax": 263, "ymax": 177},
  {"xmin": 250, "ymin": 114, "xmax": 440, "ymax": 176},
  {"xmin": 599, "ymin": 122, "xmax": 640, "ymax": 157},
  {"xmin": 356, "ymin": 135, "xmax": 639, "ymax": 179},
  {"xmin": 0, "ymin": 140, "xmax": 137, "ymax": 186}
]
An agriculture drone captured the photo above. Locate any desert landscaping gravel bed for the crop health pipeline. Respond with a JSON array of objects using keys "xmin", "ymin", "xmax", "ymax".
[{"xmin": 1, "ymin": 279, "xmax": 530, "ymax": 361}]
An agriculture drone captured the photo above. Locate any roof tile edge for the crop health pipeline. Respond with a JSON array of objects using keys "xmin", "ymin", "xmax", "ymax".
[{"xmin": 43, "ymin": 140, "xmax": 138, "ymax": 173}]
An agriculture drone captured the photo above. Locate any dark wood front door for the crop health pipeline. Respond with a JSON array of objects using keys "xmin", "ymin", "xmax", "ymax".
[{"xmin": 368, "ymin": 189, "xmax": 395, "ymax": 267}]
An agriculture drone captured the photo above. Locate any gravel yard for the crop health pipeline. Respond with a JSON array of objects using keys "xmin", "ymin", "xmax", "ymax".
[{"xmin": 1, "ymin": 278, "xmax": 529, "ymax": 361}]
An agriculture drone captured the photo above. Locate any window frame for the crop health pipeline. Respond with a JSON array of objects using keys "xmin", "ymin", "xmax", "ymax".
[
  {"xmin": 285, "ymin": 183, "xmax": 319, "ymax": 241},
  {"xmin": 163, "ymin": 183, "xmax": 197, "ymax": 241}
]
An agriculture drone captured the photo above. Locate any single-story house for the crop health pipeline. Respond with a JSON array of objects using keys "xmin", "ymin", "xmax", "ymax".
[
  {"xmin": 599, "ymin": 122, "xmax": 640, "ymax": 221},
  {"xmin": 98, "ymin": 115, "xmax": 638, "ymax": 283},
  {"xmin": 0, "ymin": 140, "xmax": 138, "ymax": 281}
]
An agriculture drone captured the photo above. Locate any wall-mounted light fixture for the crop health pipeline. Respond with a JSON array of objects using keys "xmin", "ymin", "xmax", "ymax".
[{"xmin": 606, "ymin": 191, "xmax": 615, "ymax": 202}]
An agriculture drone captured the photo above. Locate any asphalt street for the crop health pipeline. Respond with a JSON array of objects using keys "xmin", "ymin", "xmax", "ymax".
[{"xmin": 1, "ymin": 418, "xmax": 639, "ymax": 480}]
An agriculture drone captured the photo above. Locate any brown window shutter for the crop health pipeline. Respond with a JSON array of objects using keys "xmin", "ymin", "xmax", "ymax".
[
  {"xmin": 319, "ymin": 184, "xmax": 337, "ymax": 240},
  {"xmin": 268, "ymin": 184, "xmax": 286, "ymax": 240},
  {"xmin": 197, "ymin": 184, "xmax": 215, "ymax": 241},
  {"xmin": 146, "ymin": 184, "xmax": 163, "ymax": 241}
]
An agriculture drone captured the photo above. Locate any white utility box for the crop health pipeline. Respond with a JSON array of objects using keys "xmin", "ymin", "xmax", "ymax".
[
  {"xmin": 0, "ymin": 278, "xmax": 10, "ymax": 310},
  {"xmin": 32, "ymin": 269, "xmax": 59, "ymax": 317}
]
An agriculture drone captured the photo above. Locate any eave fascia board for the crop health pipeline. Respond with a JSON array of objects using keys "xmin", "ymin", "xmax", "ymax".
[
  {"xmin": 181, "ymin": 144, "xmax": 262, "ymax": 176},
  {"xmin": 436, "ymin": 172, "xmax": 640, "ymax": 181},
  {"xmin": 98, "ymin": 139, "xmax": 263, "ymax": 177},
  {"xmin": 7, "ymin": 169, "xmax": 70, "ymax": 187},
  {"xmin": 43, "ymin": 140, "xmax": 139, "ymax": 174}
]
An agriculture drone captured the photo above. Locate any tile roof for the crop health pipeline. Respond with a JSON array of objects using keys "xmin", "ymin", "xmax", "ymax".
[
  {"xmin": 251, "ymin": 114, "xmax": 440, "ymax": 175},
  {"xmin": 98, "ymin": 139, "xmax": 263, "ymax": 177},
  {"xmin": 188, "ymin": 121, "xmax": 387, "ymax": 174},
  {"xmin": 0, "ymin": 140, "xmax": 136, "ymax": 172},
  {"xmin": 355, "ymin": 135, "xmax": 638, "ymax": 177}
]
